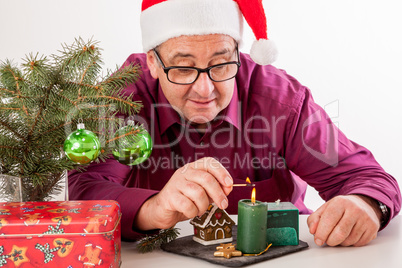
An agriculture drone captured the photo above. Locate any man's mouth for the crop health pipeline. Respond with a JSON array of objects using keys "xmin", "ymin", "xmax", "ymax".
[{"xmin": 189, "ymin": 99, "xmax": 215, "ymax": 107}]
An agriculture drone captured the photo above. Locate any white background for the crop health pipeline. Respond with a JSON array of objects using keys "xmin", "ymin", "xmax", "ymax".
[{"xmin": 1, "ymin": 0, "xmax": 401, "ymax": 211}]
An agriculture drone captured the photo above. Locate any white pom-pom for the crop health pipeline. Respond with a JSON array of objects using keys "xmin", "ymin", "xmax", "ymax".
[{"xmin": 250, "ymin": 39, "xmax": 278, "ymax": 65}]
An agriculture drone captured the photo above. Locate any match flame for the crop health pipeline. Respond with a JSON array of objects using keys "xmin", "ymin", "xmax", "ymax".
[
  {"xmin": 246, "ymin": 177, "xmax": 251, "ymax": 184},
  {"xmin": 251, "ymin": 187, "xmax": 256, "ymax": 203}
]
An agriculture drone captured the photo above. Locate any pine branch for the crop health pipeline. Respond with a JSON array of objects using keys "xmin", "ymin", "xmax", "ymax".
[
  {"xmin": 0, "ymin": 64, "xmax": 29, "ymax": 116},
  {"xmin": 81, "ymin": 95, "xmax": 142, "ymax": 111},
  {"xmin": 0, "ymin": 37, "xmax": 143, "ymax": 200},
  {"xmin": 78, "ymin": 59, "xmax": 102, "ymax": 85},
  {"xmin": 105, "ymin": 128, "xmax": 142, "ymax": 145},
  {"xmin": 0, "ymin": 87, "xmax": 15, "ymax": 94},
  {"xmin": 22, "ymin": 52, "xmax": 53, "ymax": 85},
  {"xmin": 0, "ymin": 118, "xmax": 25, "ymax": 141},
  {"xmin": 100, "ymin": 64, "xmax": 141, "ymax": 90},
  {"xmin": 137, "ymin": 228, "xmax": 180, "ymax": 253},
  {"xmin": 56, "ymin": 92, "xmax": 79, "ymax": 109},
  {"xmin": 38, "ymin": 117, "xmax": 117, "ymax": 137},
  {"xmin": 18, "ymin": 84, "xmax": 54, "ymax": 177},
  {"xmin": 65, "ymin": 81, "xmax": 101, "ymax": 91},
  {"xmin": 28, "ymin": 83, "xmax": 54, "ymax": 136},
  {"xmin": 0, "ymin": 145, "xmax": 18, "ymax": 150},
  {"xmin": 0, "ymin": 107, "xmax": 20, "ymax": 111}
]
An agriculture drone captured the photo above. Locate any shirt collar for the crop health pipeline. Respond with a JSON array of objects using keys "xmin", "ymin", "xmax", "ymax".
[{"xmin": 156, "ymin": 81, "xmax": 241, "ymax": 135}]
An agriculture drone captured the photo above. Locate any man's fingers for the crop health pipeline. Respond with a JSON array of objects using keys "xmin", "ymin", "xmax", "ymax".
[
  {"xmin": 312, "ymin": 202, "xmax": 345, "ymax": 246},
  {"xmin": 170, "ymin": 193, "xmax": 200, "ymax": 219},
  {"xmin": 309, "ymin": 195, "xmax": 381, "ymax": 247},
  {"xmin": 307, "ymin": 203, "xmax": 327, "ymax": 235},
  {"xmin": 339, "ymin": 223, "xmax": 363, "ymax": 247},
  {"xmin": 339, "ymin": 218, "xmax": 376, "ymax": 247},
  {"xmin": 342, "ymin": 211, "xmax": 378, "ymax": 247},
  {"xmin": 176, "ymin": 179, "xmax": 211, "ymax": 215},
  {"xmin": 353, "ymin": 229, "xmax": 377, "ymax": 247},
  {"xmin": 325, "ymin": 211, "xmax": 356, "ymax": 246},
  {"xmin": 182, "ymin": 168, "xmax": 229, "ymax": 210},
  {"xmin": 148, "ymin": 158, "xmax": 234, "ymax": 230},
  {"xmin": 191, "ymin": 157, "xmax": 233, "ymax": 189}
]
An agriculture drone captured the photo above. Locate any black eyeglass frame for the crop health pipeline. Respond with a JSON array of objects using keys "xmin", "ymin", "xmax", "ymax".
[{"xmin": 153, "ymin": 47, "xmax": 241, "ymax": 85}]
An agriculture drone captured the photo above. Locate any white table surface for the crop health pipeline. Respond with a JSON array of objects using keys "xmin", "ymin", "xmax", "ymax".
[{"xmin": 121, "ymin": 215, "xmax": 402, "ymax": 268}]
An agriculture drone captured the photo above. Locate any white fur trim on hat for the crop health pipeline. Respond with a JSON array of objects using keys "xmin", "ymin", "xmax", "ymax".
[
  {"xmin": 140, "ymin": 0, "xmax": 243, "ymax": 52},
  {"xmin": 250, "ymin": 39, "xmax": 278, "ymax": 65}
]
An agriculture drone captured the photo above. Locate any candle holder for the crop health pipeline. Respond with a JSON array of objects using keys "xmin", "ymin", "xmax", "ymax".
[
  {"xmin": 266, "ymin": 201, "xmax": 299, "ymax": 246},
  {"xmin": 237, "ymin": 199, "xmax": 267, "ymax": 254}
]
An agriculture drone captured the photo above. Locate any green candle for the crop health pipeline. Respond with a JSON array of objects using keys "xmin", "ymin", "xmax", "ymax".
[{"xmin": 237, "ymin": 199, "xmax": 268, "ymax": 254}]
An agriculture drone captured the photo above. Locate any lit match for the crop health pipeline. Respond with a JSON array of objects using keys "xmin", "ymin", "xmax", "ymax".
[
  {"xmin": 233, "ymin": 177, "xmax": 255, "ymax": 187},
  {"xmin": 233, "ymin": 184, "xmax": 256, "ymax": 187}
]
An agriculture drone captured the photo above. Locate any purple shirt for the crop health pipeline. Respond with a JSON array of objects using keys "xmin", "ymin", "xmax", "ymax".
[{"xmin": 69, "ymin": 53, "xmax": 401, "ymax": 241}]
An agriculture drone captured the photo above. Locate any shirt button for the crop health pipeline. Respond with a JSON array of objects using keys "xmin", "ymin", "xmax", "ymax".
[{"xmin": 200, "ymin": 141, "xmax": 205, "ymax": 146}]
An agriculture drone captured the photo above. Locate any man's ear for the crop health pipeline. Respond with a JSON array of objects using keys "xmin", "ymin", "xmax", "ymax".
[{"xmin": 146, "ymin": 51, "xmax": 159, "ymax": 79}]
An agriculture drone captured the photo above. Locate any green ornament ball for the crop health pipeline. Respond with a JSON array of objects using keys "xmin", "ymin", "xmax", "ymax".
[
  {"xmin": 63, "ymin": 124, "xmax": 101, "ymax": 164},
  {"xmin": 112, "ymin": 124, "xmax": 153, "ymax": 165}
]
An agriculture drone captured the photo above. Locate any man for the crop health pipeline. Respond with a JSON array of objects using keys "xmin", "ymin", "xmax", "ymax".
[{"xmin": 69, "ymin": 0, "xmax": 401, "ymax": 247}]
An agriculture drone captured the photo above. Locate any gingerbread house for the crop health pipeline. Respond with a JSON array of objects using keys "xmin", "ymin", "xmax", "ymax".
[{"xmin": 190, "ymin": 204, "xmax": 235, "ymax": 245}]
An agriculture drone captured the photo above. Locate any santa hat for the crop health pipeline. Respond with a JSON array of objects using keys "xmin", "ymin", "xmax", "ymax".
[{"xmin": 140, "ymin": 0, "xmax": 278, "ymax": 65}]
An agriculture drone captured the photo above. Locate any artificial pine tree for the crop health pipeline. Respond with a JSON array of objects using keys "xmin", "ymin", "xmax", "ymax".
[{"xmin": 0, "ymin": 38, "xmax": 143, "ymax": 201}]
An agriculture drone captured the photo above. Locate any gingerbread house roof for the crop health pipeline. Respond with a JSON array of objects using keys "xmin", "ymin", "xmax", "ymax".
[{"xmin": 190, "ymin": 204, "xmax": 234, "ymax": 229}]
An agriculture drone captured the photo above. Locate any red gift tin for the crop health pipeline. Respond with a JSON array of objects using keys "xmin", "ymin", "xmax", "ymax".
[{"xmin": 0, "ymin": 200, "xmax": 121, "ymax": 267}]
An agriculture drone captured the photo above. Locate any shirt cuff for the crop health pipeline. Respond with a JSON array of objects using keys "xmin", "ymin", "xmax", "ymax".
[{"xmin": 115, "ymin": 187, "xmax": 159, "ymax": 241}]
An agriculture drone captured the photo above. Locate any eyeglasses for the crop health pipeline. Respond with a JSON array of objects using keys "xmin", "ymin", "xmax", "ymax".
[{"xmin": 153, "ymin": 47, "xmax": 241, "ymax": 85}]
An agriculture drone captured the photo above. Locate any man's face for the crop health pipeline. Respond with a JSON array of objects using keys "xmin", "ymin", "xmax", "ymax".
[{"xmin": 147, "ymin": 34, "xmax": 237, "ymax": 129}]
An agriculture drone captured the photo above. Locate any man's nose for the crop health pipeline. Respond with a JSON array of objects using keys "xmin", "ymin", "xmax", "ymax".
[{"xmin": 192, "ymin": 72, "xmax": 214, "ymax": 97}]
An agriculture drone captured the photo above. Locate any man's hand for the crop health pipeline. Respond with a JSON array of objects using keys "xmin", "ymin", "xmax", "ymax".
[
  {"xmin": 134, "ymin": 157, "xmax": 233, "ymax": 230},
  {"xmin": 307, "ymin": 195, "xmax": 382, "ymax": 247}
]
